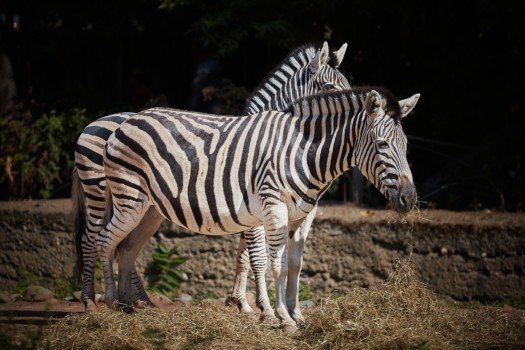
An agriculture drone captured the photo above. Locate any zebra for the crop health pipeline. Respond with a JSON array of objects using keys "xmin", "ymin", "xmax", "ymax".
[
  {"xmin": 72, "ymin": 41, "xmax": 351, "ymax": 312},
  {"xmin": 96, "ymin": 87, "xmax": 420, "ymax": 329}
]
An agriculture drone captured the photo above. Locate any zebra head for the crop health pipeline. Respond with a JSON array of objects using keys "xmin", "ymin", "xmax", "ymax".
[
  {"xmin": 352, "ymin": 88, "xmax": 420, "ymax": 213},
  {"xmin": 307, "ymin": 42, "xmax": 350, "ymax": 93},
  {"xmin": 245, "ymin": 41, "xmax": 350, "ymax": 114}
]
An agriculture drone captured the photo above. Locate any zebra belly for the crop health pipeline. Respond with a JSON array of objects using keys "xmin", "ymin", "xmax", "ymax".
[{"xmin": 160, "ymin": 197, "xmax": 263, "ymax": 236}]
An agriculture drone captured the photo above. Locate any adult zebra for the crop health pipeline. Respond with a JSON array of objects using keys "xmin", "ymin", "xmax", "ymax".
[
  {"xmin": 97, "ymin": 87, "xmax": 420, "ymax": 329},
  {"xmin": 73, "ymin": 42, "xmax": 350, "ymax": 312}
]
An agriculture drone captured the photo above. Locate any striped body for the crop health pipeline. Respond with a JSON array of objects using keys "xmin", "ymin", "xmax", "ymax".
[
  {"xmin": 97, "ymin": 88, "xmax": 420, "ymax": 327},
  {"xmin": 103, "ymin": 108, "xmax": 326, "ymax": 234},
  {"xmin": 72, "ymin": 42, "xmax": 351, "ymax": 312}
]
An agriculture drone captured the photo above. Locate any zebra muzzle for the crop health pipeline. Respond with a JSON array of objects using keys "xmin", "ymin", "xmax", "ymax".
[{"xmin": 391, "ymin": 175, "xmax": 416, "ymax": 213}]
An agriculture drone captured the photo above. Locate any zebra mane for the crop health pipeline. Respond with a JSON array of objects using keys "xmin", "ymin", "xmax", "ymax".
[
  {"xmin": 245, "ymin": 43, "xmax": 321, "ymax": 112},
  {"xmin": 288, "ymin": 85, "xmax": 402, "ymax": 120}
]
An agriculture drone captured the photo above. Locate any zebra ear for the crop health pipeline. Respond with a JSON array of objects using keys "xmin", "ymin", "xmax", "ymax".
[
  {"xmin": 331, "ymin": 43, "xmax": 348, "ymax": 68},
  {"xmin": 309, "ymin": 41, "xmax": 330, "ymax": 73},
  {"xmin": 398, "ymin": 93, "xmax": 421, "ymax": 118},
  {"xmin": 365, "ymin": 90, "xmax": 384, "ymax": 120}
]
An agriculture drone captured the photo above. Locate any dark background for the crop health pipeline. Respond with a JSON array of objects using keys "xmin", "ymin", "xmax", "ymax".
[{"xmin": 0, "ymin": 0, "xmax": 523, "ymax": 210}]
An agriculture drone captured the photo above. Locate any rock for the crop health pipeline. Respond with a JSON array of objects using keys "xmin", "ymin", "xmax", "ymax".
[
  {"xmin": 22, "ymin": 285, "xmax": 54, "ymax": 302},
  {"xmin": 0, "ymin": 291, "xmax": 12, "ymax": 303},
  {"xmin": 10, "ymin": 294, "xmax": 22, "ymax": 301},
  {"xmin": 300, "ymin": 300, "xmax": 315, "ymax": 309},
  {"xmin": 95, "ymin": 293, "xmax": 104, "ymax": 303},
  {"xmin": 149, "ymin": 292, "xmax": 172, "ymax": 305},
  {"xmin": 177, "ymin": 293, "xmax": 193, "ymax": 304},
  {"xmin": 73, "ymin": 291, "xmax": 82, "ymax": 301},
  {"xmin": 201, "ymin": 298, "xmax": 224, "ymax": 306},
  {"xmin": 440, "ymin": 247, "xmax": 448, "ymax": 255}
]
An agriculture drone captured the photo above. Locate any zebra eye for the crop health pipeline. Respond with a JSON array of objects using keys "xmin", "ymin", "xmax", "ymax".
[
  {"xmin": 376, "ymin": 140, "xmax": 389, "ymax": 150},
  {"xmin": 324, "ymin": 83, "xmax": 335, "ymax": 90}
]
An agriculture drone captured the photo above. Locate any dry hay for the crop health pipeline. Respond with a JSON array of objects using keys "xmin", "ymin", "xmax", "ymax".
[
  {"xmin": 45, "ymin": 260, "xmax": 524, "ymax": 350},
  {"xmin": 45, "ymin": 303, "xmax": 302, "ymax": 350},
  {"xmin": 301, "ymin": 259, "xmax": 525, "ymax": 349}
]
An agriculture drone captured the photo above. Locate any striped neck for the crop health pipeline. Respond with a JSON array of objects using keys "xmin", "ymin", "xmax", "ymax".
[
  {"xmin": 245, "ymin": 43, "xmax": 320, "ymax": 115},
  {"xmin": 291, "ymin": 89, "xmax": 368, "ymax": 186}
]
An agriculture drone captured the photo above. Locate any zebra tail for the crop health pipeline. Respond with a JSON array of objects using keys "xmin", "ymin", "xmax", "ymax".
[
  {"xmin": 102, "ymin": 178, "xmax": 115, "ymax": 258},
  {"xmin": 71, "ymin": 166, "xmax": 86, "ymax": 283}
]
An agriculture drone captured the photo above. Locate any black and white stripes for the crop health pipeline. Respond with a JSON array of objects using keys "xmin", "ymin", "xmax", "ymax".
[
  {"xmin": 245, "ymin": 42, "xmax": 349, "ymax": 114},
  {"xmin": 72, "ymin": 42, "xmax": 352, "ymax": 312},
  {"xmin": 97, "ymin": 88, "xmax": 420, "ymax": 327}
]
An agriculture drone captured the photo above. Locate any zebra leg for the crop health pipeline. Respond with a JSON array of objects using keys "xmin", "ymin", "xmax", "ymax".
[
  {"xmin": 117, "ymin": 206, "xmax": 164, "ymax": 311},
  {"xmin": 80, "ymin": 231, "xmax": 99, "ymax": 311},
  {"xmin": 262, "ymin": 201, "xmax": 296, "ymax": 329},
  {"xmin": 245, "ymin": 226, "xmax": 274, "ymax": 320},
  {"xmin": 286, "ymin": 207, "xmax": 317, "ymax": 323},
  {"xmin": 230, "ymin": 226, "xmax": 273, "ymax": 318},
  {"xmin": 80, "ymin": 207, "xmax": 106, "ymax": 311},
  {"xmin": 97, "ymin": 195, "xmax": 149, "ymax": 309},
  {"xmin": 229, "ymin": 231, "xmax": 255, "ymax": 314}
]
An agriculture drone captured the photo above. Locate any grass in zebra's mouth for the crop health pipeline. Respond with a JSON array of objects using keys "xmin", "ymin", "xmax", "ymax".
[{"xmin": 42, "ymin": 259, "xmax": 524, "ymax": 350}]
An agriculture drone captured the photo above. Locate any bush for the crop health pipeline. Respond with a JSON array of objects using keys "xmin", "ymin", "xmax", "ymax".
[
  {"xmin": 146, "ymin": 242, "xmax": 188, "ymax": 299},
  {"xmin": 0, "ymin": 102, "xmax": 88, "ymax": 199}
]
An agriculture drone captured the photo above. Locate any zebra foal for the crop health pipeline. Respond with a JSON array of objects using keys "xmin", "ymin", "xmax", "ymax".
[
  {"xmin": 97, "ymin": 87, "xmax": 420, "ymax": 328},
  {"xmin": 72, "ymin": 42, "xmax": 350, "ymax": 312}
]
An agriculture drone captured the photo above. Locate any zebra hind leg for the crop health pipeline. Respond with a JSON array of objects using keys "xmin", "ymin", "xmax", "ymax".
[
  {"xmin": 117, "ymin": 206, "xmax": 164, "ymax": 312},
  {"xmin": 80, "ymin": 223, "xmax": 103, "ymax": 312},
  {"xmin": 228, "ymin": 231, "xmax": 256, "ymax": 315},
  {"xmin": 80, "ymin": 242, "xmax": 98, "ymax": 312},
  {"xmin": 97, "ymin": 194, "xmax": 149, "ymax": 309},
  {"xmin": 245, "ymin": 226, "xmax": 274, "ymax": 321}
]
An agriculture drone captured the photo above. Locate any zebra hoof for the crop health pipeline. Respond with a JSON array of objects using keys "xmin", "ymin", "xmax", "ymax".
[
  {"xmin": 84, "ymin": 299, "xmax": 100, "ymax": 313},
  {"xmin": 259, "ymin": 312, "xmax": 279, "ymax": 327},
  {"xmin": 281, "ymin": 321, "xmax": 298, "ymax": 334}
]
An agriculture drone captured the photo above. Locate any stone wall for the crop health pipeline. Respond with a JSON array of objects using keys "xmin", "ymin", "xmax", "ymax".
[{"xmin": 1, "ymin": 200, "xmax": 524, "ymax": 301}]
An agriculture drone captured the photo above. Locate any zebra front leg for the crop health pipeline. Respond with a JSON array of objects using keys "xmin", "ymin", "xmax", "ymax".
[
  {"xmin": 117, "ymin": 206, "xmax": 164, "ymax": 311},
  {"xmin": 229, "ymin": 231, "xmax": 256, "ymax": 314},
  {"xmin": 262, "ymin": 201, "xmax": 296, "ymax": 329},
  {"xmin": 286, "ymin": 207, "xmax": 316, "ymax": 323}
]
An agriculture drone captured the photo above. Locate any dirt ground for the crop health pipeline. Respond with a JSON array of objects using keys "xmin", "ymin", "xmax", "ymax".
[
  {"xmin": 2, "ymin": 198, "xmax": 524, "ymax": 226},
  {"xmin": 0, "ymin": 293, "xmax": 188, "ymax": 344},
  {"xmin": 1, "ymin": 199, "xmax": 524, "ymax": 344}
]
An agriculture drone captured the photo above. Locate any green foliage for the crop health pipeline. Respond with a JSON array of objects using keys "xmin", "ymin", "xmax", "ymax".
[
  {"xmin": 298, "ymin": 283, "xmax": 314, "ymax": 302},
  {"xmin": 52, "ymin": 277, "xmax": 74, "ymax": 300},
  {"xmin": 497, "ymin": 299, "xmax": 525, "ymax": 310},
  {"xmin": 267, "ymin": 283, "xmax": 314, "ymax": 308},
  {"xmin": 0, "ymin": 103, "xmax": 88, "ymax": 199},
  {"xmin": 157, "ymin": 0, "xmax": 302, "ymax": 56},
  {"xmin": 147, "ymin": 242, "xmax": 188, "ymax": 299}
]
